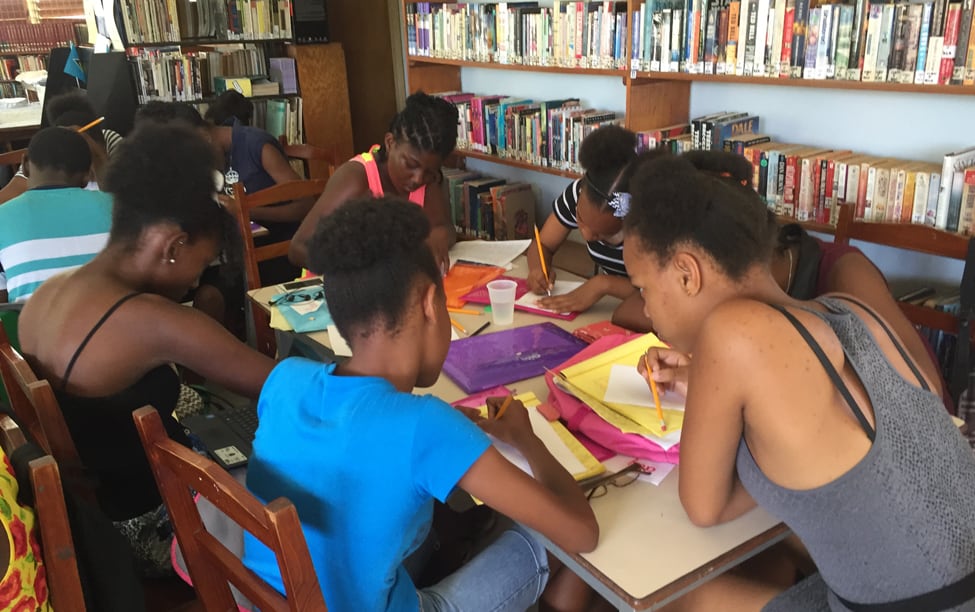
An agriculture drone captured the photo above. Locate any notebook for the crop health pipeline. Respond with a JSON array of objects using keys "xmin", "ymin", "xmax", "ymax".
[
  {"xmin": 461, "ymin": 277, "xmax": 580, "ymax": 321},
  {"xmin": 442, "ymin": 322, "xmax": 588, "ymax": 393},
  {"xmin": 182, "ymin": 402, "xmax": 259, "ymax": 470},
  {"xmin": 474, "ymin": 392, "xmax": 605, "ymax": 482}
]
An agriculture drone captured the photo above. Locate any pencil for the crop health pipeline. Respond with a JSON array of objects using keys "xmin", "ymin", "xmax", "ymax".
[
  {"xmin": 469, "ymin": 321, "xmax": 490, "ymax": 336},
  {"xmin": 495, "ymin": 394, "xmax": 514, "ymax": 420},
  {"xmin": 644, "ymin": 354, "xmax": 667, "ymax": 432},
  {"xmin": 447, "ymin": 307, "xmax": 482, "ymax": 316},
  {"xmin": 450, "ymin": 317, "xmax": 467, "ymax": 336},
  {"xmin": 77, "ymin": 116, "xmax": 105, "ymax": 134},
  {"xmin": 533, "ymin": 225, "xmax": 551, "ymax": 297}
]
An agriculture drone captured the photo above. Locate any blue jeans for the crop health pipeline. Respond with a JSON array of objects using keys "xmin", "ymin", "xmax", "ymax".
[{"xmin": 417, "ymin": 524, "xmax": 550, "ymax": 612}]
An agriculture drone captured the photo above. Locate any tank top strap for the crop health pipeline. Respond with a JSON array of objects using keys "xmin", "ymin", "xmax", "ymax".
[
  {"xmin": 61, "ymin": 292, "xmax": 142, "ymax": 389},
  {"xmin": 822, "ymin": 295, "xmax": 930, "ymax": 392},
  {"xmin": 350, "ymin": 148, "xmax": 385, "ymax": 199},
  {"xmin": 767, "ymin": 303, "xmax": 877, "ymax": 442}
]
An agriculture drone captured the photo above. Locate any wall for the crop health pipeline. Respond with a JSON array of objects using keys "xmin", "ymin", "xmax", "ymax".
[{"xmin": 457, "ymin": 67, "xmax": 968, "ymax": 288}]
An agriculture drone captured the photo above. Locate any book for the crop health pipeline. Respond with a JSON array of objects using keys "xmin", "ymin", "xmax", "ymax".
[
  {"xmin": 490, "ymin": 183, "xmax": 537, "ymax": 241},
  {"xmin": 956, "ymin": 168, "xmax": 975, "ymax": 234},
  {"xmin": 935, "ymin": 146, "xmax": 975, "ymax": 230}
]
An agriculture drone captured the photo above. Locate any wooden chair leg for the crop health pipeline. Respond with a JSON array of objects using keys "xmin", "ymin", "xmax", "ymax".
[{"xmin": 252, "ymin": 306, "xmax": 277, "ymax": 358}]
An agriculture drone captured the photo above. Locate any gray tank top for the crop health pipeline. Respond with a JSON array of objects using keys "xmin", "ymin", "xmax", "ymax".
[{"xmin": 736, "ymin": 296, "xmax": 975, "ymax": 609}]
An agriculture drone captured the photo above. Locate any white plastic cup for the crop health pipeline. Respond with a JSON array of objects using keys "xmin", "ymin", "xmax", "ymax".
[{"xmin": 486, "ymin": 279, "xmax": 517, "ymax": 326}]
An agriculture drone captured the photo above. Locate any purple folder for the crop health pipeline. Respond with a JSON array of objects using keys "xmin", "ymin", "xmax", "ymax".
[{"xmin": 442, "ymin": 323, "xmax": 588, "ymax": 393}]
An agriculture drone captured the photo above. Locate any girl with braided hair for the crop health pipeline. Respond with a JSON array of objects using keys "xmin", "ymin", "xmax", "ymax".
[{"xmin": 290, "ymin": 92, "xmax": 459, "ymax": 273}]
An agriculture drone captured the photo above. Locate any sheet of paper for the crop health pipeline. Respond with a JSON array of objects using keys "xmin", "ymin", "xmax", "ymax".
[
  {"xmin": 514, "ymin": 280, "xmax": 584, "ymax": 314},
  {"xmin": 603, "ymin": 365, "xmax": 686, "ymax": 411},
  {"xmin": 269, "ymin": 307, "xmax": 294, "ymax": 331},
  {"xmin": 635, "ymin": 460, "xmax": 676, "ymax": 486},
  {"xmin": 327, "ymin": 325, "xmax": 458, "ymax": 358},
  {"xmin": 448, "ymin": 239, "xmax": 531, "ymax": 268}
]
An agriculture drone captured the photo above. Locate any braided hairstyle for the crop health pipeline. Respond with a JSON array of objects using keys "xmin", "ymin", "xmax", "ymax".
[
  {"xmin": 624, "ymin": 149, "xmax": 777, "ymax": 280},
  {"xmin": 308, "ymin": 197, "xmax": 441, "ymax": 341},
  {"xmin": 379, "ymin": 92, "xmax": 459, "ymax": 160}
]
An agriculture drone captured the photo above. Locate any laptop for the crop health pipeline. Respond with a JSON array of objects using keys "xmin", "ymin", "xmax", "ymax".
[{"xmin": 182, "ymin": 402, "xmax": 259, "ymax": 470}]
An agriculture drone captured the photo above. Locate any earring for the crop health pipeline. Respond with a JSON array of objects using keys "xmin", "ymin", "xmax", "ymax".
[{"xmin": 168, "ymin": 258, "xmax": 176, "ymax": 264}]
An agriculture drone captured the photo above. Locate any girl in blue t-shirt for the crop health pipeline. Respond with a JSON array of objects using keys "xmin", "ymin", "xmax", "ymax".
[{"xmin": 243, "ymin": 197, "xmax": 598, "ymax": 611}]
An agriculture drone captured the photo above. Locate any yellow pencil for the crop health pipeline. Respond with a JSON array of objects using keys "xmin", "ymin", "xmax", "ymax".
[
  {"xmin": 447, "ymin": 307, "xmax": 482, "ymax": 316},
  {"xmin": 644, "ymin": 354, "xmax": 667, "ymax": 432},
  {"xmin": 76, "ymin": 116, "xmax": 105, "ymax": 134},
  {"xmin": 533, "ymin": 224, "xmax": 551, "ymax": 297},
  {"xmin": 450, "ymin": 317, "xmax": 467, "ymax": 336},
  {"xmin": 495, "ymin": 394, "xmax": 514, "ymax": 420}
]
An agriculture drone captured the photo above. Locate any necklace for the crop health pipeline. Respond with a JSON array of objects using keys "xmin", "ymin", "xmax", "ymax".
[{"xmin": 785, "ymin": 248, "xmax": 795, "ymax": 294}]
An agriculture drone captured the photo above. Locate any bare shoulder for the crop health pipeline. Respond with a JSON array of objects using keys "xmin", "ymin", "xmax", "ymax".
[{"xmin": 699, "ymin": 298, "xmax": 834, "ymax": 362}]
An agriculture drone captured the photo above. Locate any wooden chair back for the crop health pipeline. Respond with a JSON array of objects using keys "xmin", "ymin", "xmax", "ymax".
[
  {"xmin": 0, "ymin": 326, "xmax": 93, "ymax": 502},
  {"xmin": 834, "ymin": 203, "xmax": 973, "ymax": 336},
  {"xmin": 231, "ymin": 179, "xmax": 327, "ymax": 356},
  {"xmin": 282, "ymin": 142, "xmax": 337, "ymax": 180},
  {"xmin": 0, "ymin": 415, "xmax": 86, "ymax": 611},
  {"xmin": 132, "ymin": 406, "xmax": 327, "ymax": 612}
]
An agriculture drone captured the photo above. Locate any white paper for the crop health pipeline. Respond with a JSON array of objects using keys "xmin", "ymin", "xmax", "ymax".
[
  {"xmin": 603, "ymin": 365, "xmax": 686, "ymax": 412},
  {"xmin": 448, "ymin": 239, "xmax": 531, "ymax": 268},
  {"xmin": 636, "ymin": 460, "xmax": 677, "ymax": 486},
  {"xmin": 639, "ymin": 429, "xmax": 683, "ymax": 451},
  {"xmin": 489, "ymin": 407, "xmax": 587, "ymax": 478},
  {"xmin": 327, "ymin": 325, "xmax": 458, "ymax": 358},
  {"xmin": 513, "ymin": 280, "xmax": 584, "ymax": 314},
  {"xmin": 289, "ymin": 300, "xmax": 323, "ymax": 316}
]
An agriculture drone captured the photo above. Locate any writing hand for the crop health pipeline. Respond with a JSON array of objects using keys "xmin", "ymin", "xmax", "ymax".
[
  {"xmin": 638, "ymin": 347, "xmax": 691, "ymax": 397},
  {"xmin": 538, "ymin": 278, "xmax": 601, "ymax": 313},
  {"xmin": 478, "ymin": 396, "xmax": 535, "ymax": 449},
  {"xmin": 527, "ymin": 265, "xmax": 556, "ymax": 295}
]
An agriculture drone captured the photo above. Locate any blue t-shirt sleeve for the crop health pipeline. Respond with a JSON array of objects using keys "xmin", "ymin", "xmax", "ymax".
[{"xmin": 410, "ymin": 397, "xmax": 491, "ymax": 502}]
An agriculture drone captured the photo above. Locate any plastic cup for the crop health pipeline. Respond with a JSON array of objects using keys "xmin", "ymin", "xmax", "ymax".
[{"xmin": 486, "ymin": 279, "xmax": 517, "ymax": 326}]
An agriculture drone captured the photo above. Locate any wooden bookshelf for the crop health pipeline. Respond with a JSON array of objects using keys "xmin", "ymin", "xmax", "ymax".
[
  {"xmin": 776, "ymin": 216, "xmax": 837, "ymax": 235},
  {"xmin": 128, "ymin": 37, "xmax": 293, "ymax": 48},
  {"xmin": 634, "ymin": 72, "xmax": 975, "ymax": 97},
  {"xmin": 408, "ymin": 55, "xmax": 626, "ymax": 77},
  {"xmin": 454, "ymin": 149, "xmax": 583, "ymax": 179}
]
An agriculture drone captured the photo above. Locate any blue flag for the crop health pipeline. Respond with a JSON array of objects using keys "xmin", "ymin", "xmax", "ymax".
[{"xmin": 64, "ymin": 42, "xmax": 86, "ymax": 83}]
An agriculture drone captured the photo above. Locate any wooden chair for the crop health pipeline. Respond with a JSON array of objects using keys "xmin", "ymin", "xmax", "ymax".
[
  {"xmin": 0, "ymin": 415, "xmax": 86, "ymax": 611},
  {"xmin": 282, "ymin": 142, "xmax": 337, "ymax": 181},
  {"xmin": 0, "ymin": 325, "xmax": 94, "ymax": 502},
  {"xmin": 231, "ymin": 178, "xmax": 327, "ymax": 356},
  {"xmin": 132, "ymin": 407, "xmax": 327, "ymax": 612},
  {"xmin": 834, "ymin": 203, "xmax": 975, "ymax": 399}
]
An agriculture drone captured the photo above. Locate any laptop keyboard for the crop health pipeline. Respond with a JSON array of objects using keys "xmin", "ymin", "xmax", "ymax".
[{"xmin": 213, "ymin": 403, "xmax": 260, "ymax": 441}]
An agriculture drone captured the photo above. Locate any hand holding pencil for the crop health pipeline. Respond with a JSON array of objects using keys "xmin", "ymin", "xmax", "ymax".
[
  {"xmin": 638, "ymin": 347, "xmax": 691, "ymax": 399},
  {"xmin": 479, "ymin": 394, "xmax": 533, "ymax": 447},
  {"xmin": 528, "ymin": 225, "xmax": 555, "ymax": 296}
]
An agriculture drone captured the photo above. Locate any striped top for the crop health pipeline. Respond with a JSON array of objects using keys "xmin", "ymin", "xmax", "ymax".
[
  {"xmin": 552, "ymin": 179, "xmax": 627, "ymax": 276},
  {"xmin": 0, "ymin": 187, "xmax": 112, "ymax": 302}
]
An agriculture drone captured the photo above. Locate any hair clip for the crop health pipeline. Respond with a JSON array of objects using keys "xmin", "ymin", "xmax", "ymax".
[
  {"xmin": 608, "ymin": 192, "xmax": 631, "ymax": 218},
  {"xmin": 212, "ymin": 170, "xmax": 227, "ymax": 206}
]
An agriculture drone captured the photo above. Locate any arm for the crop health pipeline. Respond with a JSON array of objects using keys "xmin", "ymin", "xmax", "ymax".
[
  {"xmin": 148, "ymin": 298, "xmax": 275, "ymax": 398},
  {"xmin": 459, "ymin": 398, "xmax": 598, "ymax": 553},
  {"xmin": 527, "ymin": 212, "xmax": 572, "ymax": 294},
  {"xmin": 248, "ymin": 143, "xmax": 316, "ymax": 224},
  {"xmin": 826, "ymin": 253, "xmax": 942, "ymax": 395},
  {"xmin": 422, "ymin": 182, "xmax": 457, "ymax": 274},
  {"xmin": 612, "ymin": 290, "xmax": 653, "ymax": 332},
  {"xmin": 537, "ymin": 273, "xmax": 634, "ymax": 314},
  {"xmin": 677, "ymin": 307, "xmax": 758, "ymax": 527},
  {"xmin": 288, "ymin": 162, "xmax": 371, "ymax": 268}
]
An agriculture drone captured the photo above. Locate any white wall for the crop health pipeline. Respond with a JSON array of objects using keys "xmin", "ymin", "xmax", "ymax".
[{"xmin": 457, "ymin": 67, "xmax": 970, "ymax": 288}]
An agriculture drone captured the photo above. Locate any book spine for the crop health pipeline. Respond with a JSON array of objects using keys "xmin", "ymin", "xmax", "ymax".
[
  {"xmin": 951, "ymin": 0, "xmax": 974, "ymax": 82},
  {"xmin": 940, "ymin": 2, "xmax": 963, "ymax": 84},
  {"xmin": 791, "ymin": 0, "xmax": 809, "ymax": 76},
  {"xmin": 912, "ymin": 169, "xmax": 931, "ymax": 224}
]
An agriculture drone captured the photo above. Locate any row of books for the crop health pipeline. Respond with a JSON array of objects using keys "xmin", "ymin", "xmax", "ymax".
[
  {"xmin": 440, "ymin": 92, "xmax": 620, "ymax": 172},
  {"xmin": 193, "ymin": 96, "xmax": 303, "ymax": 144},
  {"xmin": 897, "ymin": 288, "xmax": 961, "ymax": 381},
  {"xmin": 442, "ymin": 168, "xmax": 538, "ymax": 241},
  {"xmin": 126, "ymin": 45, "xmax": 274, "ymax": 102},
  {"xmin": 0, "ymin": 82, "xmax": 25, "ymax": 99},
  {"xmin": 722, "ymin": 127, "xmax": 975, "ymax": 232},
  {"xmin": 0, "ymin": 22, "xmax": 78, "ymax": 55},
  {"xmin": 630, "ymin": 0, "xmax": 975, "ymax": 85},
  {"xmin": 407, "ymin": 2, "xmax": 630, "ymax": 69},
  {"xmin": 0, "ymin": 55, "xmax": 46, "ymax": 81},
  {"xmin": 119, "ymin": 0, "xmax": 293, "ymax": 45}
]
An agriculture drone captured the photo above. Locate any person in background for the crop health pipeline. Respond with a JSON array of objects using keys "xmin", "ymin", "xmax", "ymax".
[
  {"xmin": 289, "ymin": 92, "xmax": 458, "ymax": 273},
  {"xmin": 683, "ymin": 150, "xmax": 950, "ymax": 411},
  {"xmin": 0, "ymin": 127, "xmax": 112, "ymax": 303},
  {"xmin": 16, "ymin": 123, "xmax": 274, "ymax": 575},
  {"xmin": 246, "ymin": 197, "xmax": 597, "ymax": 611},
  {"xmin": 204, "ymin": 90, "xmax": 254, "ymax": 127},
  {"xmin": 628, "ymin": 151, "xmax": 975, "ymax": 610},
  {"xmin": 526, "ymin": 125, "xmax": 655, "ymax": 332}
]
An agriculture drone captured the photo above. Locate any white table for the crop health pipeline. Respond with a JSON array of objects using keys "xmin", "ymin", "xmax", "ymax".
[{"xmin": 248, "ymin": 258, "xmax": 788, "ymax": 611}]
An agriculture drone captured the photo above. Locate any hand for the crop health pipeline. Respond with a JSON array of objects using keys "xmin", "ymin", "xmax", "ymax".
[
  {"xmin": 638, "ymin": 347, "xmax": 691, "ymax": 397},
  {"xmin": 453, "ymin": 405, "xmax": 482, "ymax": 423},
  {"xmin": 427, "ymin": 227, "xmax": 451, "ymax": 276},
  {"xmin": 538, "ymin": 277, "xmax": 603, "ymax": 313},
  {"xmin": 527, "ymin": 264, "xmax": 556, "ymax": 295},
  {"xmin": 478, "ymin": 396, "xmax": 536, "ymax": 450}
]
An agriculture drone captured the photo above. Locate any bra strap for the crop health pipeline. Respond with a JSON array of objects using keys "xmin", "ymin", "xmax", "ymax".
[
  {"xmin": 61, "ymin": 293, "xmax": 141, "ymax": 389},
  {"xmin": 768, "ymin": 304, "xmax": 876, "ymax": 442},
  {"xmin": 828, "ymin": 295, "xmax": 930, "ymax": 392}
]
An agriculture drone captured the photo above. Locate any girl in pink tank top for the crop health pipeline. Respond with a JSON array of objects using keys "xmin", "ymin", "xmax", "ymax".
[{"xmin": 291, "ymin": 92, "xmax": 460, "ymax": 272}]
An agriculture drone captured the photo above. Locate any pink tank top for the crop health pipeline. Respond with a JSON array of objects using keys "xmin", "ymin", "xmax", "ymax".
[{"xmin": 351, "ymin": 148, "xmax": 426, "ymax": 206}]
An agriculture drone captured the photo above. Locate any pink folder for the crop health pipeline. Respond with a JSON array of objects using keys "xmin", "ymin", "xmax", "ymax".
[{"xmin": 461, "ymin": 276, "xmax": 579, "ymax": 321}]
